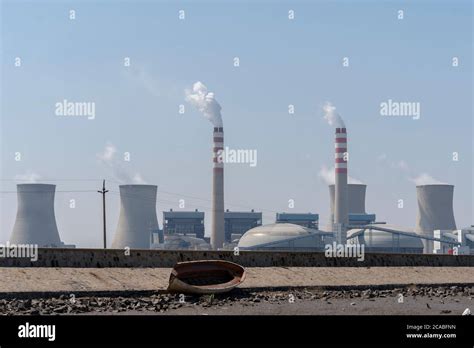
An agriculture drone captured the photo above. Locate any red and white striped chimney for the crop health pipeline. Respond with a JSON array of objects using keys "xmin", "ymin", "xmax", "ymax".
[
  {"xmin": 334, "ymin": 127, "xmax": 349, "ymax": 243},
  {"xmin": 211, "ymin": 127, "xmax": 225, "ymax": 249}
]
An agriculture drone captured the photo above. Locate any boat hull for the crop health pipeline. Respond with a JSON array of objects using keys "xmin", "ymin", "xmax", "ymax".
[{"xmin": 167, "ymin": 260, "xmax": 246, "ymax": 294}]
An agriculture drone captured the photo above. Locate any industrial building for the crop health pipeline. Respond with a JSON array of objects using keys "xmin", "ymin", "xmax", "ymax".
[
  {"xmin": 10, "ymin": 183, "xmax": 72, "ymax": 247},
  {"xmin": 152, "ymin": 234, "xmax": 210, "ymax": 250},
  {"xmin": 237, "ymin": 223, "xmax": 331, "ymax": 251},
  {"xmin": 348, "ymin": 226, "xmax": 424, "ymax": 254},
  {"xmin": 163, "ymin": 209, "xmax": 205, "ymax": 239},
  {"xmin": 224, "ymin": 209, "xmax": 262, "ymax": 242},
  {"xmin": 275, "ymin": 213, "xmax": 319, "ymax": 229},
  {"xmin": 112, "ymin": 184, "xmax": 159, "ymax": 249}
]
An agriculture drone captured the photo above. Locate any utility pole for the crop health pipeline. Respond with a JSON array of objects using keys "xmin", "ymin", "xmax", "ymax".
[{"xmin": 98, "ymin": 180, "xmax": 109, "ymax": 249}]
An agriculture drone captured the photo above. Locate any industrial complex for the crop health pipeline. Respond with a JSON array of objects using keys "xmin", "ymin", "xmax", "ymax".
[{"xmin": 6, "ymin": 117, "xmax": 473, "ymax": 255}]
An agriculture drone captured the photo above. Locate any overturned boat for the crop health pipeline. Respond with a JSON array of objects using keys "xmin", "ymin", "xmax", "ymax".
[{"xmin": 167, "ymin": 260, "xmax": 246, "ymax": 294}]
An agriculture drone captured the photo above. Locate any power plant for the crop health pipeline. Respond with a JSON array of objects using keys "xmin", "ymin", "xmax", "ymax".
[
  {"xmin": 10, "ymin": 184, "xmax": 64, "ymax": 247},
  {"xmin": 211, "ymin": 126, "xmax": 225, "ymax": 249},
  {"xmin": 415, "ymin": 184, "xmax": 457, "ymax": 253},
  {"xmin": 4, "ymin": 101, "xmax": 472, "ymax": 255},
  {"xmin": 111, "ymin": 184, "xmax": 159, "ymax": 249}
]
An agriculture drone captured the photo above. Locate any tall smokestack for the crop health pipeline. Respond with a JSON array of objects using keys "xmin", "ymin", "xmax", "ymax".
[
  {"xmin": 185, "ymin": 81, "xmax": 225, "ymax": 249},
  {"xmin": 112, "ymin": 184, "xmax": 158, "ymax": 249},
  {"xmin": 212, "ymin": 127, "xmax": 225, "ymax": 249},
  {"xmin": 329, "ymin": 183, "xmax": 366, "ymax": 227},
  {"xmin": 10, "ymin": 183, "xmax": 62, "ymax": 247},
  {"xmin": 334, "ymin": 127, "xmax": 349, "ymax": 243},
  {"xmin": 415, "ymin": 184, "xmax": 456, "ymax": 253}
]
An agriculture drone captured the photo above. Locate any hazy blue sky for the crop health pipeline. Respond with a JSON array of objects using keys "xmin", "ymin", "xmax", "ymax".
[{"xmin": 1, "ymin": 0, "xmax": 472, "ymax": 247}]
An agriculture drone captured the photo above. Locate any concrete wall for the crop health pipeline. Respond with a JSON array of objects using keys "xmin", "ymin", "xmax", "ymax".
[{"xmin": 0, "ymin": 248, "xmax": 473, "ymax": 268}]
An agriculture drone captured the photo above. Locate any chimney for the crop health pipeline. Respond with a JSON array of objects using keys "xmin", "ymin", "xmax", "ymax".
[
  {"xmin": 10, "ymin": 183, "xmax": 62, "ymax": 247},
  {"xmin": 415, "ymin": 184, "xmax": 456, "ymax": 253},
  {"xmin": 112, "ymin": 184, "xmax": 159, "ymax": 249},
  {"xmin": 334, "ymin": 127, "xmax": 348, "ymax": 243},
  {"xmin": 211, "ymin": 127, "xmax": 225, "ymax": 249},
  {"xmin": 329, "ymin": 183, "xmax": 367, "ymax": 227}
]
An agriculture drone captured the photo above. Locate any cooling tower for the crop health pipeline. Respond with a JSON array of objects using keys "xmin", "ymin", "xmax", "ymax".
[
  {"xmin": 334, "ymin": 127, "xmax": 349, "ymax": 243},
  {"xmin": 211, "ymin": 127, "xmax": 225, "ymax": 249},
  {"xmin": 329, "ymin": 183, "xmax": 367, "ymax": 225},
  {"xmin": 10, "ymin": 183, "xmax": 62, "ymax": 247},
  {"xmin": 112, "ymin": 184, "xmax": 158, "ymax": 249},
  {"xmin": 415, "ymin": 184, "xmax": 456, "ymax": 253}
]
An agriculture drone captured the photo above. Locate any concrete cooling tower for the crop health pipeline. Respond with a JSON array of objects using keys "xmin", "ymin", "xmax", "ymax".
[
  {"xmin": 329, "ymin": 183, "xmax": 367, "ymax": 227},
  {"xmin": 10, "ymin": 183, "xmax": 62, "ymax": 247},
  {"xmin": 415, "ymin": 184, "xmax": 456, "ymax": 253},
  {"xmin": 112, "ymin": 184, "xmax": 159, "ymax": 249}
]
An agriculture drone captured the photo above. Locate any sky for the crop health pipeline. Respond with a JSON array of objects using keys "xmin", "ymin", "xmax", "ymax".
[{"xmin": 1, "ymin": 0, "xmax": 472, "ymax": 247}]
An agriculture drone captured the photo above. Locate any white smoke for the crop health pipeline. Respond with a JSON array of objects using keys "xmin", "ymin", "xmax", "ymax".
[
  {"xmin": 318, "ymin": 165, "xmax": 363, "ymax": 185},
  {"xmin": 185, "ymin": 81, "xmax": 223, "ymax": 127},
  {"xmin": 15, "ymin": 171, "xmax": 41, "ymax": 183},
  {"xmin": 411, "ymin": 173, "xmax": 446, "ymax": 186},
  {"xmin": 322, "ymin": 101, "xmax": 345, "ymax": 128},
  {"xmin": 97, "ymin": 143, "xmax": 147, "ymax": 184},
  {"xmin": 378, "ymin": 155, "xmax": 446, "ymax": 185}
]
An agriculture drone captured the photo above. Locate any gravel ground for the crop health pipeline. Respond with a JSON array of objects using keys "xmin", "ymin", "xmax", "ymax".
[{"xmin": 0, "ymin": 285, "xmax": 472, "ymax": 316}]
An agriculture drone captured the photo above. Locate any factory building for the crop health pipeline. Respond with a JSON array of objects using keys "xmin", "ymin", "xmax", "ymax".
[
  {"xmin": 237, "ymin": 223, "xmax": 330, "ymax": 251},
  {"xmin": 10, "ymin": 183, "xmax": 72, "ymax": 247},
  {"xmin": 163, "ymin": 209, "xmax": 205, "ymax": 239},
  {"xmin": 275, "ymin": 213, "xmax": 319, "ymax": 229},
  {"xmin": 348, "ymin": 226, "xmax": 424, "ymax": 254},
  {"xmin": 433, "ymin": 227, "xmax": 474, "ymax": 255},
  {"xmin": 456, "ymin": 226, "xmax": 474, "ymax": 254},
  {"xmin": 224, "ymin": 209, "xmax": 262, "ymax": 243},
  {"xmin": 112, "ymin": 185, "xmax": 159, "ymax": 249},
  {"xmin": 152, "ymin": 234, "xmax": 210, "ymax": 250}
]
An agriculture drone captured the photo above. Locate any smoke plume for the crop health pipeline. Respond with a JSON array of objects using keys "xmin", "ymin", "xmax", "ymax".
[
  {"xmin": 97, "ymin": 143, "xmax": 147, "ymax": 184},
  {"xmin": 411, "ymin": 173, "xmax": 446, "ymax": 186},
  {"xmin": 15, "ymin": 171, "xmax": 41, "ymax": 183},
  {"xmin": 185, "ymin": 81, "xmax": 223, "ymax": 127},
  {"xmin": 322, "ymin": 101, "xmax": 345, "ymax": 128},
  {"xmin": 318, "ymin": 165, "xmax": 363, "ymax": 185}
]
